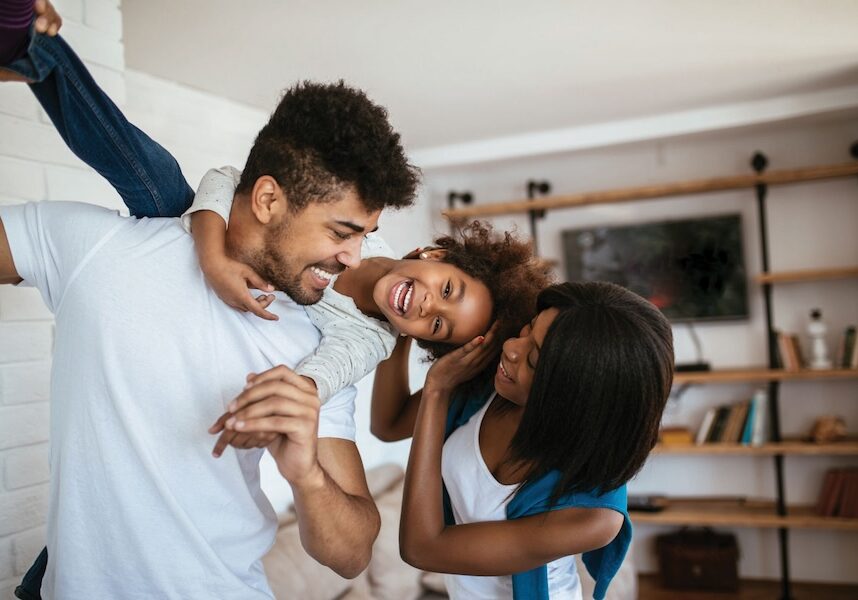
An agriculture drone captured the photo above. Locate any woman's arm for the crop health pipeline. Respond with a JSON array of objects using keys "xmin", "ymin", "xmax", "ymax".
[
  {"xmin": 399, "ymin": 331, "xmax": 623, "ymax": 575},
  {"xmin": 370, "ymin": 335, "xmax": 423, "ymax": 441}
]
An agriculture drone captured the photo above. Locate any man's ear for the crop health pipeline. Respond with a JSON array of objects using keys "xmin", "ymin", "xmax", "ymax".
[
  {"xmin": 249, "ymin": 176, "xmax": 287, "ymax": 224},
  {"xmin": 418, "ymin": 247, "xmax": 447, "ymax": 261}
]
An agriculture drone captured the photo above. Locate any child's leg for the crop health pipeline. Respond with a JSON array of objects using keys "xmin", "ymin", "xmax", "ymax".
[{"xmin": 1, "ymin": 30, "xmax": 194, "ymax": 217}]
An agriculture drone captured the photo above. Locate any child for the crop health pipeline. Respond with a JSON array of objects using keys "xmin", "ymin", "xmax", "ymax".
[{"xmin": 373, "ymin": 281, "xmax": 674, "ymax": 599}]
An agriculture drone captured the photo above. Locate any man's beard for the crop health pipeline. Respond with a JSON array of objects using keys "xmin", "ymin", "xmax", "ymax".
[{"xmin": 249, "ymin": 221, "xmax": 326, "ymax": 306}]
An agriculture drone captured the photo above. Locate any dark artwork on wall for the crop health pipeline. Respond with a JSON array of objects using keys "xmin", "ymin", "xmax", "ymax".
[{"xmin": 562, "ymin": 214, "xmax": 749, "ymax": 322}]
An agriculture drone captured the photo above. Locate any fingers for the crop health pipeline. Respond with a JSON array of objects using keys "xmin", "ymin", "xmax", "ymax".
[
  {"xmin": 226, "ymin": 394, "xmax": 316, "ymax": 429},
  {"xmin": 211, "ymin": 429, "xmax": 277, "ymax": 457},
  {"xmin": 244, "ymin": 365, "xmax": 316, "ymax": 394},
  {"xmin": 245, "ymin": 293, "xmax": 279, "ymax": 321},
  {"xmin": 244, "ymin": 268, "xmax": 274, "ymax": 293},
  {"xmin": 208, "ymin": 411, "xmax": 231, "ymax": 434},
  {"xmin": 34, "ymin": 0, "xmax": 62, "ymax": 36},
  {"xmin": 228, "ymin": 374, "xmax": 317, "ymax": 414}
]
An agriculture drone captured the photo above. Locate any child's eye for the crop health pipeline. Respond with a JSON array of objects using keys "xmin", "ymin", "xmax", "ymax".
[
  {"xmin": 433, "ymin": 317, "xmax": 442, "ymax": 335},
  {"xmin": 443, "ymin": 281, "xmax": 452, "ymax": 298}
]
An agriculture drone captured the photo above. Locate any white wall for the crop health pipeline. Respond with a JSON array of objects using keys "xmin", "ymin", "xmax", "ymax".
[
  {"xmin": 420, "ymin": 115, "xmax": 858, "ymax": 583},
  {"xmin": 0, "ymin": 2, "xmax": 437, "ymax": 597}
]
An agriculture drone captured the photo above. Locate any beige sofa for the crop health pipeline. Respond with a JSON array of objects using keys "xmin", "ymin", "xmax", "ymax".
[{"xmin": 262, "ymin": 463, "xmax": 637, "ymax": 600}]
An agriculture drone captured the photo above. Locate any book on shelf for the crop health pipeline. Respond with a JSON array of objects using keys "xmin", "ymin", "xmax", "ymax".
[
  {"xmin": 777, "ymin": 332, "xmax": 803, "ymax": 371},
  {"xmin": 836, "ymin": 325, "xmax": 857, "ymax": 369},
  {"xmin": 659, "ymin": 426, "xmax": 694, "ymax": 445},
  {"xmin": 816, "ymin": 468, "xmax": 858, "ymax": 518},
  {"xmin": 694, "ymin": 395, "xmax": 766, "ymax": 445},
  {"xmin": 749, "ymin": 389, "xmax": 768, "ymax": 446}
]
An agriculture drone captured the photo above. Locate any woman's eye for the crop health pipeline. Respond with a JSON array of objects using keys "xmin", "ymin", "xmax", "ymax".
[
  {"xmin": 443, "ymin": 281, "xmax": 451, "ymax": 298},
  {"xmin": 433, "ymin": 317, "xmax": 442, "ymax": 334}
]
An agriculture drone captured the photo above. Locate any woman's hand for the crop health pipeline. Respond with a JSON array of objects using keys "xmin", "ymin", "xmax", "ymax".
[
  {"xmin": 201, "ymin": 255, "xmax": 278, "ymax": 321},
  {"xmin": 424, "ymin": 322, "xmax": 501, "ymax": 396}
]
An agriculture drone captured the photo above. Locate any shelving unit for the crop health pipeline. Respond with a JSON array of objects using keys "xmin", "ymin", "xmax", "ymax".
[
  {"xmin": 445, "ymin": 149, "xmax": 858, "ymax": 599},
  {"xmin": 653, "ymin": 440, "xmax": 858, "ymax": 456}
]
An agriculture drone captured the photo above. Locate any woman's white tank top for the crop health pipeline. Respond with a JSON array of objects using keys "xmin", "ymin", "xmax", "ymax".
[{"xmin": 440, "ymin": 395, "xmax": 583, "ymax": 599}]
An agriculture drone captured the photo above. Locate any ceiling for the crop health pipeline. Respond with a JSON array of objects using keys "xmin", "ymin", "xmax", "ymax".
[{"xmin": 122, "ymin": 1, "xmax": 858, "ymax": 153}]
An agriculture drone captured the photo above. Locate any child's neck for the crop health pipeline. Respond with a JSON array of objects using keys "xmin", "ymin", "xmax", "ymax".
[{"xmin": 333, "ymin": 257, "xmax": 393, "ymax": 320}]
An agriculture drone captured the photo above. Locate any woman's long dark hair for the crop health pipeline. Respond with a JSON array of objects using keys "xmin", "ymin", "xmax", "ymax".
[{"xmin": 508, "ymin": 281, "xmax": 674, "ymax": 502}]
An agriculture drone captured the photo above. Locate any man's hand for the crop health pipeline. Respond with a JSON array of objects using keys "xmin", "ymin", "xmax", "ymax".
[
  {"xmin": 208, "ymin": 372, "xmax": 318, "ymax": 457},
  {"xmin": 200, "ymin": 255, "xmax": 278, "ymax": 321},
  {"xmin": 216, "ymin": 365, "xmax": 324, "ymax": 488}
]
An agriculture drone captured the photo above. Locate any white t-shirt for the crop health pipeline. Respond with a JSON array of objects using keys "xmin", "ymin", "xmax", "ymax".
[
  {"xmin": 0, "ymin": 201, "xmax": 357, "ymax": 600},
  {"xmin": 184, "ymin": 166, "xmax": 398, "ymax": 402},
  {"xmin": 441, "ymin": 396, "xmax": 583, "ymax": 600}
]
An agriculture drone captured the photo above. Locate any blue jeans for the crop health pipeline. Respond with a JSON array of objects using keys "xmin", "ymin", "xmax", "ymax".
[
  {"xmin": 5, "ymin": 29, "xmax": 196, "ymax": 600},
  {"xmin": 3, "ymin": 28, "xmax": 194, "ymax": 217}
]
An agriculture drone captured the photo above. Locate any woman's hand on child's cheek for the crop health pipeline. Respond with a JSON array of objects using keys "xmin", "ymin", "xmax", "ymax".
[
  {"xmin": 201, "ymin": 256, "xmax": 278, "ymax": 321},
  {"xmin": 425, "ymin": 321, "xmax": 501, "ymax": 394}
]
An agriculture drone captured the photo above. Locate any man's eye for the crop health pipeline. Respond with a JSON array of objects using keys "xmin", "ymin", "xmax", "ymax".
[
  {"xmin": 443, "ymin": 281, "xmax": 451, "ymax": 298},
  {"xmin": 433, "ymin": 317, "xmax": 442, "ymax": 334},
  {"xmin": 334, "ymin": 231, "xmax": 351, "ymax": 240}
]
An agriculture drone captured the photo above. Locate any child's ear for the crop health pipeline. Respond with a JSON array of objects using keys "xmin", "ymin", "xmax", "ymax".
[
  {"xmin": 418, "ymin": 247, "xmax": 447, "ymax": 261},
  {"xmin": 249, "ymin": 176, "xmax": 286, "ymax": 224}
]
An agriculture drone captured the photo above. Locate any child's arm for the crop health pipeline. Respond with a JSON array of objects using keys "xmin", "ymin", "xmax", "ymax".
[
  {"xmin": 185, "ymin": 167, "xmax": 277, "ymax": 320},
  {"xmin": 297, "ymin": 299, "xmax": 398, "ymax": 402},
  {"xmin": 399, "ymin": 331, "xmax": 624, "ymax": 576},
  {"xmin": 370, "ymin": 335, "xmax": 423, "ymax": 441}
]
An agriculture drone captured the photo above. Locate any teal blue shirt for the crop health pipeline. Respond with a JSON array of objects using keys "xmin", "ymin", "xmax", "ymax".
[{"xmin": 443, "ymin": 387, "xmax": 632, "ymax": 600}]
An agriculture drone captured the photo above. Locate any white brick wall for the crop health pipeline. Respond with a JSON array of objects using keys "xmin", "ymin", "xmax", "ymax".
[{"xmin": 0, "ymin": 2, "xmax": 273, "ymax": 595}]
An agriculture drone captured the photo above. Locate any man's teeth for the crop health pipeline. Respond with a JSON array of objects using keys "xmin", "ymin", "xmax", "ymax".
[{"xmin": 311, "ymin": 266, "xmax": 334, "ymax": 281}]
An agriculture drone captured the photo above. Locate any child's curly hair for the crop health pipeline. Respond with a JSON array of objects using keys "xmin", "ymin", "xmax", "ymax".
[{"xmin": 416, "ymin": 221, "xmax": 554, "ymax": 392}]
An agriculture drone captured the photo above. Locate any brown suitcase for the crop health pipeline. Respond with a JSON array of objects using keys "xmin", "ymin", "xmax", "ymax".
[{"xmin": 656, "ymin": 528, "xmax": 739, "ymax": 591}]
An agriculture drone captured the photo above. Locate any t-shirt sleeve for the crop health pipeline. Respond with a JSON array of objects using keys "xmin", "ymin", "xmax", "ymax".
[
  {"xmin": 0, "ymin": 201, "xmax": 125, "ymax": 312},
  {"xmin": 180, "ymin": 166, "xmax": 242, "ymax": 232},
  {"xmin": 316, "ymin": 384, "xmax": 357, "ymax": 441},
  {"xmin": 297, "ymin": 298, "xmax": 397, "ymax": 402}
]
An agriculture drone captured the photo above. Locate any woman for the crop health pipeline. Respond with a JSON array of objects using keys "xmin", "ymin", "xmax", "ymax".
[{"xmin": 372, "ymin": 281, "xmax": 674, "ymax": 599}]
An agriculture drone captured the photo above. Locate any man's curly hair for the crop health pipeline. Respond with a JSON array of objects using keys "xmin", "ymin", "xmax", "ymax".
[
  {"xmin": 237, "ymin": 80, "xmax": 420, "ymax": 212},
  {"xmin": 417, "ymin": 221, "xmax": 555, "ymax": 393}
]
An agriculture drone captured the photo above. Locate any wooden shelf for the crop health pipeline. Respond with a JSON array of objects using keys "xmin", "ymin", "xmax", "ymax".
[
  {"xmin": 443, "ymin": 161, "xmax": 858, "ymax": 219},
  {"xmin": 756, "ymin": 266, "xmax": 858, "ymax": 285},
  {"xmin": 673, "ymin": 367, "xmax": 858, "ymax": 384},
  {"xmin": 631, "ymin": 500, "xmax": 858, "ymax": 531},
  {"xmin": 653, "ymin": 440, "xmax": 858, "ymax": 456}
]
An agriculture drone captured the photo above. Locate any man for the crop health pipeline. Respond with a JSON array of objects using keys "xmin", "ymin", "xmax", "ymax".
[{"xmin": 0, "ymin": 3, "xmax": 420, "ymax": 598}]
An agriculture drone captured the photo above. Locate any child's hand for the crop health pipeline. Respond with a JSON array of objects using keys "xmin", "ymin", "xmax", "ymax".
[
  {"xmin": 424, "ymin": 322, "xmax": 501, "ymax": 395},
  {"xmin": 34, "ymin": 0, "xmax": 63, "ymax": 36},
  {"xmin": 202, "ymin": 256, "xmax": 278, "ymax": 321}
]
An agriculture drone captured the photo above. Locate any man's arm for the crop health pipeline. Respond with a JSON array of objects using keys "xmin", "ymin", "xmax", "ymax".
[
  {"xmin": 292, "ymin": 438, "xmax": 380, "ymax": 578},
  {"xmin": 0, "ymin": 218, "xmax": 23, "ymax": 285},
  {"xmin": 218, "ymin": 365, "xmax": 380, "ymax": 578}
]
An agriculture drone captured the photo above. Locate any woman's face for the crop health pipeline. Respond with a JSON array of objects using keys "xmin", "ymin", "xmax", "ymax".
[
  {"xmin": 372, "ymin": 256, "xmax": 493, "ymax": 344},
  {"xmin": 494, "ymin": 307, "xmax": 560, "ymax": 406}
]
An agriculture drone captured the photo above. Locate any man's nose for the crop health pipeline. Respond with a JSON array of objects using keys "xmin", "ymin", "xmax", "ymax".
[{"xmin": 337, "ymin": 238, "xmax": 363, "ymax": 269}]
